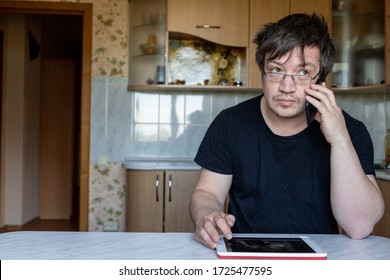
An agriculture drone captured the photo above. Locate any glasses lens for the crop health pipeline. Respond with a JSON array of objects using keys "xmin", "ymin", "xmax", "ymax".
[
  {"xmin": 294, "ymin": 75, "xmax": 312, "ymax": 84},
  {"xmin": 266, "ymin": 72, "xmax": 284, "ymax": 82}
]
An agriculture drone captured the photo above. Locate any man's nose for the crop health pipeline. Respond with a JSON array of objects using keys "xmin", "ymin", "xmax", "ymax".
[{"xmin": 279, "ymin": 75, "xmax": 296, "ymax": 93}]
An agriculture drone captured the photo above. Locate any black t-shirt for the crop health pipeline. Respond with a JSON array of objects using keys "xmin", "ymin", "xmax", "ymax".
[{"xmin": 195, "ymin": 95, "xmax": 375, "ymax": 234}]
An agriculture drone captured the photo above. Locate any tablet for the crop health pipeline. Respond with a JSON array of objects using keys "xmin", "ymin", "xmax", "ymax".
[{"xmin": 216, "ymin": 233, "xmax": 327, "ymax": 260}]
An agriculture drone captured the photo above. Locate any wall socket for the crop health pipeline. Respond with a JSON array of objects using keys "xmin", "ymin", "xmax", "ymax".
[{"xmin": 103, "ymin": 221, "xmax": 119, "ymax": 232}]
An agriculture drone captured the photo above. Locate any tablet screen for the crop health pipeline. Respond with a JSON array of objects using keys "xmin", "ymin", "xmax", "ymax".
[{"xmin": 224, "ymin": 237, "xmax": 315, "ymax": 253}]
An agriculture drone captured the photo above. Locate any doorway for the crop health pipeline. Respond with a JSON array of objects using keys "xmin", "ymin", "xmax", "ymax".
[
  {"xmin": 39, "ymin": 14, "xmax": 82, "ymax": 225},
  {"xmin": 0, "ymin": 1, "xmax": 92, "ymax": 231}
]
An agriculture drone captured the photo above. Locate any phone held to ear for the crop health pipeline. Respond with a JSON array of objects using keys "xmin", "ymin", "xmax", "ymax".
[{"xmin": 305, "ymin": 72, "xmax": 325, "ymax": 126}]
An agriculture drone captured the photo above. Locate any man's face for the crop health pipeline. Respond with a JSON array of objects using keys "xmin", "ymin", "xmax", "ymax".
[{"xmin": 261, "ymin": 46, "xmax": 321, "ymax": 120}]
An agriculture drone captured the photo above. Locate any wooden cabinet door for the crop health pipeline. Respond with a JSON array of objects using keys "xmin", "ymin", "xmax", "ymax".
[
  {"xmin": 164, "ymin": 170, "xmax": 199, "ymax": 232},
  {"xmin": 126, "ymin": 170, "xmax": 164, "ymax": 232},
  {"xmin": 290, "ymin": 0, "xmax": 332, "ymax": 24},
  {"xmin": 249, "ymin": 0, "xmax": 290, "ymax": 88},
  {"xmin": 167, "ymin": 0, "xmax": 249, "ymax": 47}
]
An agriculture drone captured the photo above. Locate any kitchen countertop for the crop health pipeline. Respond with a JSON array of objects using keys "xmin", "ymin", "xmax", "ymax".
[
  {"xmin": 122, "ymin": 160, "xmax": 390, "ymax": 177},
  {"xmin": 0, "ymin": 231, "xmax": 389, "ymax": 260},
  {"xmin": 122, "ymin": 158, "xmax": 200, "ymax": 171},
  {"xmin": 375, "ymin": 169, "xmax": 390, "ymax": 181},
  {"xmin": 123, "ymin": 159, "xmax": 390, "ymax": 180}
]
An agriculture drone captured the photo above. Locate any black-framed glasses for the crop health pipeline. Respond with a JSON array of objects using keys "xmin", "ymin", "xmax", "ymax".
[{"xmin": 264, "ymin": 71, "xmax": 320, "ymax": 85}]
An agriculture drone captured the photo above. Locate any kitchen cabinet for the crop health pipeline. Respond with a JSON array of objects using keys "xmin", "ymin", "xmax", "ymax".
[
  {"xmin": 126, "ymin": 170, "xmax": 199, "ymax": 232},
  {"xmin": 248, "ymin": 0, "xmax": 332, "ymax": 88},
  {"xmin": 167, "ymin": 0, "xmax": 249, "ymax": 47},
  {"xmin": 332, "ymin": 0, "xmax": 385, "ymax": 88},
  {"xmin": 166, "ymin": 0, "xmax": 248, "ymax": 86},
  {"xmin": 373, "ymin": 179, "xmax": 390, "ymax": 238}
]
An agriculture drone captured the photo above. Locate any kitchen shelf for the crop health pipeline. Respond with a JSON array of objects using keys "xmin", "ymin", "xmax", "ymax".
[
  {"xmin": 127, "ymin": 84, "xmax": 260, "ymax": 93},
  {"xmin": 332, "ymin": 83, "xmax": 388, "ymax": 94}
]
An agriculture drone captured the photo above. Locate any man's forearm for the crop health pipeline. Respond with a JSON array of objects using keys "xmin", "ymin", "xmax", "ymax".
[
  {"xmin": 190, "ymin": 189, "xmax": 226, "ymax": 226},
  {"xmin": 330, "ymin": 140, "xmax": 385, "ymax": 239}
]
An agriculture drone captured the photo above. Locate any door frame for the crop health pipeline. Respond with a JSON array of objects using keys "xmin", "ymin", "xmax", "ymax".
[
  {"xmin": 0, "ymin": 1, "xmax": 92, "ymax": 231},
  {"xmin": 0, "ymin": 31, "xmax": 3, "ymax": 206}
]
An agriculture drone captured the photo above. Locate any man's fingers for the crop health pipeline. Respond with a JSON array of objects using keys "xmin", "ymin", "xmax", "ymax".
[
  {"xmin": 202, "ymin": 218, "xmax": 221, "ymax": 242},
  {"xmin": 195, "ymin": 211, "xmax": 236, "ymax": 249},
  {"xmin": 195, "ymin": 226, "xmax": 218, "ymax": 249},
  {"xmin": 225, "ymin": 214, "xmax": 236, "ymax": 227},
  {"xmin": 215, "ymin": 213, "xmax": 235, "ymax": 240}
]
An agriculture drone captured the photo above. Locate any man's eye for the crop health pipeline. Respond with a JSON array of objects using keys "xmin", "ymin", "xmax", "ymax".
[
  {"xmin": 269, "ymin": 67, "xmax": 283, "ymax": 73},
  {"xmin": 298, "ymin": 69, "xmax": 310, "ymax": 76}
]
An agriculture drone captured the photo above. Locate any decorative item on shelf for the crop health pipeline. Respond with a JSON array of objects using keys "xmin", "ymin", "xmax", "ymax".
[
  {"xmin": 155, "ymin": 65, "xmax": 165, "ymax": 84},
  {"xmin": 175, "ymin": 79, "xmax": 186, "ymax": 85},
  {"xmin": 139, "ymin": 34, "xmax": 158, "ymax": 55},
  {"xmin": 167, "ymin": 80, "xmax": 186, "ymax": 85},
  {"xmin": 138, "ymin": 34, "xmax": 165, "ymax": 56},
  {"xmin": 168, "ymin": 39, "xmax": 243, "ymax": 86},
  {"xmin": 147, "ymin": 34, "xmax": 156, "ymax": 53}
]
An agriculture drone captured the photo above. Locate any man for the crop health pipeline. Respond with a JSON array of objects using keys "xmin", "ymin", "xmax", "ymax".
[{"xmin": 190, "ymin": 13, "xmax": 385, "ymax": 249}]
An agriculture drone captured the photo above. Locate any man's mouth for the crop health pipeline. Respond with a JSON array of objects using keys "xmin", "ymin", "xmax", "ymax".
[{"xmin": 276, "ymin": 98, "xmax": 296, "ymax": 107}]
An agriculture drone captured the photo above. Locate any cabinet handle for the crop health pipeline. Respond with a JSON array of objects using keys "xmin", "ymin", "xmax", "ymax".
[
  {"xmin": 196, "ymin": 25, "xmax": 220, "ymax": 29},
  {"xmin": 155, "ymin": 175, "xmax": 159, "ymax": 202},
  {"xmin": 168, "ymin": 175, "xmax": 172, "ymax": 202}
]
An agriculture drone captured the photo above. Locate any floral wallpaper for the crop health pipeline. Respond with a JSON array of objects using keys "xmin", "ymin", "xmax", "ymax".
[
  {"xmin": 92, "ymin": 0, "xmax": 128, "ymax": 77},
  {"xmin": 89, "ymin": 162, "xmax": 126, "ymax": 231}
]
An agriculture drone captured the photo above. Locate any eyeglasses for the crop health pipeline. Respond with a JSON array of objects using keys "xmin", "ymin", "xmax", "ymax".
[{"xmin": 264, "ymin": 71, "xmax": 320, "ymax": 85}]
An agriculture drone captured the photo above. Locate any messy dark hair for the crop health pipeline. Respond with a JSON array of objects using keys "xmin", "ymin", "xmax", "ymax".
[{"xmin": 253, "ymin": 13, "xmax": 337, "ymax": 76}]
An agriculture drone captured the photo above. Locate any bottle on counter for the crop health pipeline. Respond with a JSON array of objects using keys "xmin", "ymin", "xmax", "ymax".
[{"xmin": 385, "ymin": 128, "xmax": 390, "ymax": 168}]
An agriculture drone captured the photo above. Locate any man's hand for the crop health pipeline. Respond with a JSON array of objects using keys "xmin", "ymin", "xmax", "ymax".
[
  {"xmin": 305, "ymin": 82, "xmax": 347, "ymax": 145},
  {"xmin": 194, "ymin": 211, "xmax": 235, "ymax": 249}
]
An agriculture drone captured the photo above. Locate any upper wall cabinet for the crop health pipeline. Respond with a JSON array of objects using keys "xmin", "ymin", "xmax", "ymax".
[
  {"xmin": 332, "ymin": 0, "xmax": 385, "ymax": 88},
  {"xmin": 248, "ymin": 0, "xmax": 332, "ymax": 88},
  {"xmin": 128, "ymin": 0, "xmax": 167, "ymax": 86},
  {"xmin": 167, "ymin": 0, "xmax": 249, "ymax": 47}
]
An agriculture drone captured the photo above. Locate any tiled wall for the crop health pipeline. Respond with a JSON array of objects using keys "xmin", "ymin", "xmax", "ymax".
[
  {"xmin": 91, "ymin": 79, "xmax": 389, "ymax": 164},
  {"xmin": 91, "ymin": 77, "xmax": 132, "ymax": 164},
  {"xmin": 90, "ymin": 77, "xmax": 260, "ymax": 163},
  {"xmin": 336, "ymin": 87, "xmax": 389, "ymax": 164}
]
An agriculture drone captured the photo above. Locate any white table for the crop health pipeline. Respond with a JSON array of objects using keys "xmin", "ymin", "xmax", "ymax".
[{"xmin": 0, "ymin": 231, "xmax": 389, "ymax": 260}]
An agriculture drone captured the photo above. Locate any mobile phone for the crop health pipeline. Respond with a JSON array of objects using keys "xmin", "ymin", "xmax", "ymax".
[{"xmin": 305, "ymin": 72, "xmax": 325, "ymax": 126}]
